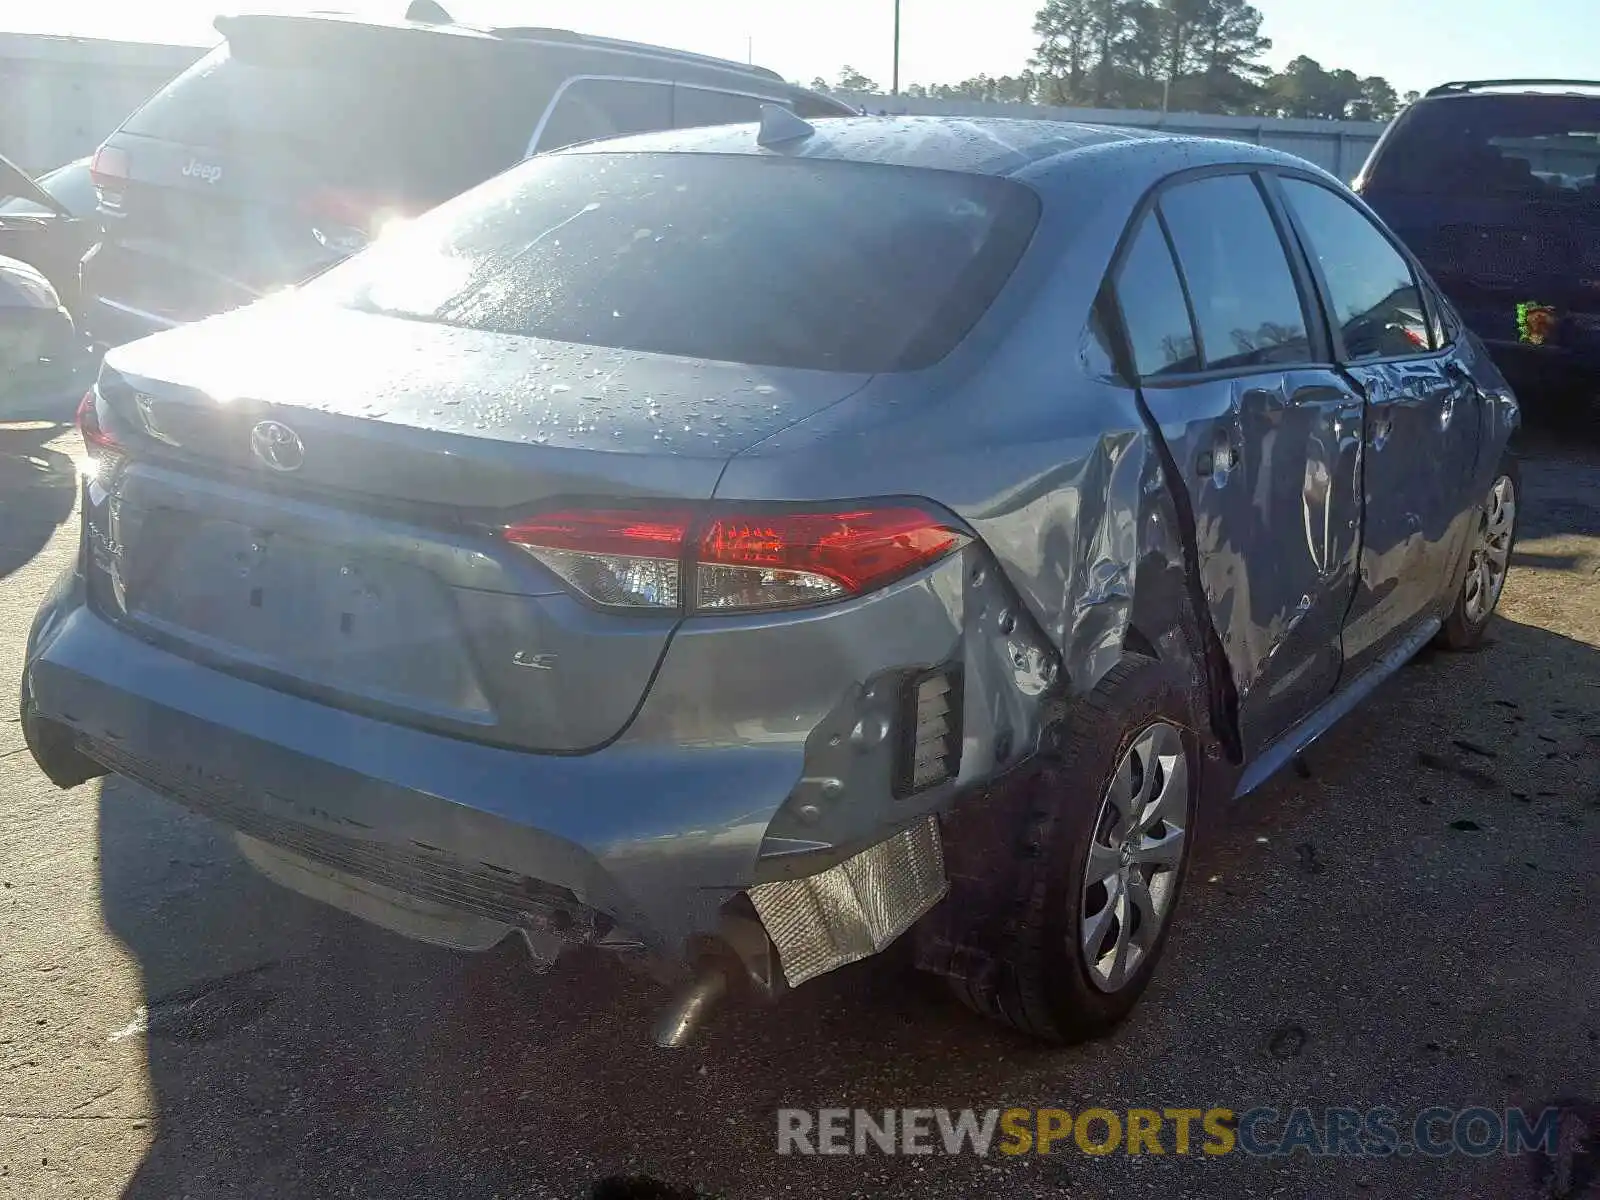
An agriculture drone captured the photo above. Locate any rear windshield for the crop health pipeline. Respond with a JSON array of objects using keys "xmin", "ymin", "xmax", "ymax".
[
  {"xmin": 1369, "ymin": 93, "xmax": 1600, "ymax": 198},
  {"xmin": 121, "ymin": 26, "xmax": 545, "ymax": 206},
  {"xmin": 302, "ymin": 152, "xmax": 1042, "ymax": 373}
]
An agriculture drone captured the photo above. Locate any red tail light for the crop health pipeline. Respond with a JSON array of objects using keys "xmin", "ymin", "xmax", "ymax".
[
  {"xmin": 75, "ymin": 389, "xmax": 120, "ymax": 454},
  {"xmin": 75, "ymin": 388, "xmax": 124, "ymax": 480},
  {"xmin": 504, "ymin": 505, "xmax": 969, "ymax": 614},
  {"xmin": 90, "ymin": 145, "xmax": 130, "ymax": 190},
  {"xmin": 505, "ymin": 509, "xmax": 693, "ymax": 610}
]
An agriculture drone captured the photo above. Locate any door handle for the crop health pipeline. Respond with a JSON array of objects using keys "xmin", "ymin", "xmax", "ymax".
[
  {"xmin": 1371, "ymin": 410, "xmax": 1395, "ymax": 446},
  {"xmin": 1196, "ymin": 430, "xmax": 1235, "ymax": 479}
]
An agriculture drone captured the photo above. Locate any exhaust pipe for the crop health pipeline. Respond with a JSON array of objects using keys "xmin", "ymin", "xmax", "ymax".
[{"xmin": 652, "ymin": 965, "xmax": 729, "ymax": 1048}]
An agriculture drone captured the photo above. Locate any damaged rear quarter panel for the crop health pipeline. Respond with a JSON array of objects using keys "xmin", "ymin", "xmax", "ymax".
[{"xmin": 713, "ymin": 165, "xmax": 1220, "ymax": 754}]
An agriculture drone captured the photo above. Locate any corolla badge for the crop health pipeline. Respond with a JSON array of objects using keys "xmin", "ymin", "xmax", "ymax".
[
  {"xmin": 250, "ymin": 420, "xmax": 305, "ymax": 472},
  {"xmin": 181, "ymin": 158, "xmax": 223, "ymax": 184}
]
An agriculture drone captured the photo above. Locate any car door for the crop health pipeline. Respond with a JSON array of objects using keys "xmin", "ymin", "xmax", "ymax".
[
  {"xmin": 1110, "ymin": 170, "xmax": 1365, "ymax": 760},
  {"xmin": 1275, "ymin": 175, "xmax": 1482, "ymax": 678}
]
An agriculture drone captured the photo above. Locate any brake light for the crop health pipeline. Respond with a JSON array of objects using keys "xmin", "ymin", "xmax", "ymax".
[
  {"xmin": 75, "ymin": 388, "xmax": 124, "ymax": 480},
  {"xmin": 697, "ymin": 509, "xmax": 967, "ymax": 610},
  {"xmin": 90, "ymin": 145, "xmax": 130, "ymax": 190},
  {"xmin": 504, "ymin": 505, "xmax": 969, "ymax": 614},
  {"xmin": 505, "ymin": 509, "xmax": 693, "ymax": 610},
  {"xmin": 76, "ymin": 389, "xmax": 120, "ymax": 454}
]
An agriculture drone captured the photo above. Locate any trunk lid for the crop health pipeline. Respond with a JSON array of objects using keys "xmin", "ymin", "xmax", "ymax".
[{"xmin": 91, "ymin": 299, "xmax": 869, "ymax": 752}]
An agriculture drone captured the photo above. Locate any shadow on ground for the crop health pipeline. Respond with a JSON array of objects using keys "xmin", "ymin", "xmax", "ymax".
[
  {"xmin": 0, "ymin": 421, "xmax": 74, "ymax": 583},
  {"xmin": 93, "ymin": 605, "xmax": 1600, "ymax": 1200}
]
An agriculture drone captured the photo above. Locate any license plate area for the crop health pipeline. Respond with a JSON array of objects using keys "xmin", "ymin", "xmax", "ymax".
[{"xmin": 128, "ymin": 511, "xmax": 492, "ymax": 720}]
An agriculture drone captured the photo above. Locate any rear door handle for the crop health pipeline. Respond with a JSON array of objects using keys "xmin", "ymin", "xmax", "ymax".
[{"xmin": 1196, "ymin": 429, "xmax": 1235, "ymax": 479}]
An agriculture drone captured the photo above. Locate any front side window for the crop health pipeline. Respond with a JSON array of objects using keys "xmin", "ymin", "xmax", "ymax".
[
  {"xmin": 1281, "ymin": 178, "xmax": 1430, "ymax": 361},
  {"xmin": 1113, "ymin": 214, "xmax": 1200, "ymax": 377},
  {"xmin": 536, "ymin": 79, "xmax": 673, "ymax": 152},
  {"xmin": 1159, "ymin": 173, "xmax": 1314, "ymax": 371}
]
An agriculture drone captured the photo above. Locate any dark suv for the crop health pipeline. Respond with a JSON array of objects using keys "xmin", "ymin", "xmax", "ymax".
[
  {"xmin": 1356, "ymin": 79, "xmax": 1600, "ymax": 404},
  {"xmin": 81, "ymin": 1, "xmax": 853, "ymax": 347}
]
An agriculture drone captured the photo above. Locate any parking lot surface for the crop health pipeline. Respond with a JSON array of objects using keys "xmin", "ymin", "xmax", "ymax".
[{"xmin": 1, "ymin": 415, "xmax": 1597, "ymax": 1199}]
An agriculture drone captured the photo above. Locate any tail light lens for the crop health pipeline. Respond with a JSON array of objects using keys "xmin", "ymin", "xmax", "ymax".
[
  {"xmin": 90, "ymin": 145, "xmax": 130, "ymax": 201},
  {"xmin": 505, "ymin": 509, "xmax": 692, "ymax": 610},
  {"xmin": 75, "ymin": 388, "xmax": 124, "ymax": 480},
  {"xmin": 504, "ymin": 505, "xmax": 969, "ymax": 615},
  {"xmin": 76, "ymin": 388, "xmax": 120, "ymax": 451}
]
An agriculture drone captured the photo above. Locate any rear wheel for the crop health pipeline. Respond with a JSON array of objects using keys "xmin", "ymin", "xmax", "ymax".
[
  {"xmin": 948, "ymin": 656, "xmax": 1199, "ymax": 1042},
  {"xmin": 1436, "ymin": 457, "xmax": 1519, "ymax": 650}
]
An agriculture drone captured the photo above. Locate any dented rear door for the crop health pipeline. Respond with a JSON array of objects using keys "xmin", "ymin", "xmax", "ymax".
[{"xmin": 1112, "ymin": 173, "xmax": 1362, "ymax": 759}]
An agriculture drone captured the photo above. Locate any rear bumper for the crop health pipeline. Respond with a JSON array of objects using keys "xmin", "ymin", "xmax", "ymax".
[
  {"xmin": 25, "ymin": 539, "xmax": 1054, "ymax": 967},
  {"xmin": 27, "ymin": 583, "xmax": 808, "ymax": 958}
]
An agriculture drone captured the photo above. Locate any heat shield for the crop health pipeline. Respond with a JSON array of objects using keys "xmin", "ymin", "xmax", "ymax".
[{"xmin": 748, "ymin": 817, "xmax": 948, "ymax": 988}]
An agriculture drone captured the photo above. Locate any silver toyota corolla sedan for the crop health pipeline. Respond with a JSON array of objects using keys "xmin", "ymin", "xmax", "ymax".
[{"xmin": 21, "ymin": 113, "xmax": 1521, "ymax": 1046}]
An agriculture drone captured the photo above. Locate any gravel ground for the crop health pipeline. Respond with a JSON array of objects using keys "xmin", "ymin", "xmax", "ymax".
[{"xmin": 1, "ymin": 416, "xmax": 1596, "ymax": 1200}]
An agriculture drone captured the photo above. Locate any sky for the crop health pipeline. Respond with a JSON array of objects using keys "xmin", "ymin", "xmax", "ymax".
[{"xmin": 2, "ymin": 0, "xmax": 1594, "ymax": 99}]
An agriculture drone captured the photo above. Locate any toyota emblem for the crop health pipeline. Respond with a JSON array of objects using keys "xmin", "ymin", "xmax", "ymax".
[{"xmin": 250, "ymin": 420, "xmax": 305, "ymax": 472}]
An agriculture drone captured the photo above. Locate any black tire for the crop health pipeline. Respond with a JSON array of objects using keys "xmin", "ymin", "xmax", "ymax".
[
  {"xmin": 1436, "ymin": 454, "xmax": 1520, "ymax": 651},
  {"xmin": 947, "ymin": 655, "xmax": 1200, "ymax": 1043}
]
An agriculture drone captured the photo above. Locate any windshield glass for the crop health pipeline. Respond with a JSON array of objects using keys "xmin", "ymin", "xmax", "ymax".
[
  {"xmin": 303, "ymin": 151, "xmax": 1041, "ymax": 372},
  {"xmin": 1371, "ymin": 93, "xmax": 1600, "ymax": 198}
]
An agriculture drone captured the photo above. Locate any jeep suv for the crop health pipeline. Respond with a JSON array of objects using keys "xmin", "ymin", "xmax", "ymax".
[
  {"xmin": 1356, "ymin": 79, "xmax": 1600, "ymax": 405},
  {"xmin": 81, "ymin": 2, "xmax": 853, "ymax": 347}
]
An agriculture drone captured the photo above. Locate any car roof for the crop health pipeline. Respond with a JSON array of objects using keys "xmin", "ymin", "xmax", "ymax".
[
  {"xmin": 558, "ymin": 115, "xmax": 1331, "ymax": 185},
  {"xmin": 1423, "ymin": 79, "xmax": 1600, "ymax": 99},
  {"xmin": 216, "ymin": 7, "xmax": 828, "ymax": 99}
]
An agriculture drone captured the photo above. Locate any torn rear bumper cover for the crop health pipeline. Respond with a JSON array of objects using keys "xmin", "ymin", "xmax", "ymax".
[
  {"xmin": 25, "ymin": 584, "xmax": 983, "ymax": 984},
  {"xmin": 749, "ymin": 817, "xmax": 948, "ymax": 988}
]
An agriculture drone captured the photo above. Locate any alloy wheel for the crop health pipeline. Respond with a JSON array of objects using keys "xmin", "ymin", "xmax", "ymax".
[
  {"xmin": 1079, "ymin": 720, "xmax": 1189, "ymax": 993},
  {"xmin": 1463, "ymin": 474, "xmax": 1517, "ymax": 625}
]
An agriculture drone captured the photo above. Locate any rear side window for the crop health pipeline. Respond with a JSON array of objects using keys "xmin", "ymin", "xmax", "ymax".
[
  {"xmin": 536, "ymin": 79, "xmax": 673, "ymax": 152},
  {"xmin": 306, "ymin": 152, "xmax": 1041, "ymax": 373},
  {"xmin": 1114, "ymin": 215, "xmax": 1200, "ymax": 376},
  {"xmin": 673, "ymin": 86, "xmax": 785, "ymax": 130},
  {"xmin": 120, "ymin": 35, "xmax": 544, "ymax": 207},
  {"xmin": 1159, "ymin": 174, "xmax": 1314, "ymax": 371},
  {"xmin": 1367, "ymin": 93, "xmax": 1600, "ymax": 197},
  {"xmin": 1281, "ymin": 179, "xmax": 1430, "ymax": 361}
]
